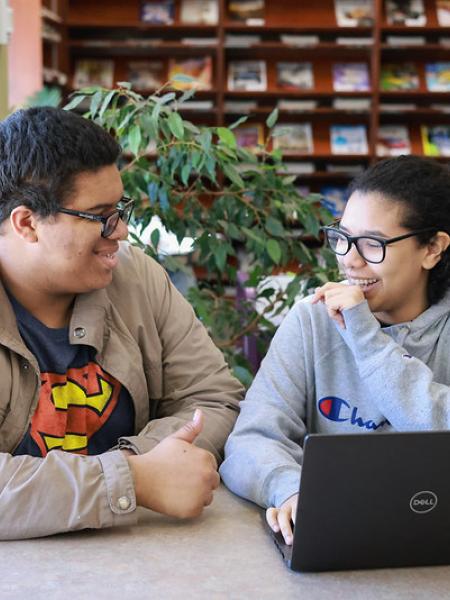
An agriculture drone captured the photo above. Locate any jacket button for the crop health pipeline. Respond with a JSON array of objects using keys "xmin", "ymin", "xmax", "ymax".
[
  {"xmin": 117, "ymin": 496, "xmax": 131, "ymax": 510},
  {"xmin": 73, "ymin": 327, "xmax": 86, "ymax": 339},
  {"xmin": 22, "ymin": 362, "xmax": 29, "ymax": 370}
]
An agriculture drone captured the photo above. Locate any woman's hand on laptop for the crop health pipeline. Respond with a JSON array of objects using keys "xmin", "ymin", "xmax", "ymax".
[{"xmin": 266, "ymin": 494, "xmax": 298, "ymax": 545}]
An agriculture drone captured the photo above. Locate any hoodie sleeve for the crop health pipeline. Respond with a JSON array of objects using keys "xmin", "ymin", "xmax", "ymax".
[
  {"xmin": 340, "ymin": 300, "xmax": 450, "ymax": 430},
  {"xmin": 220, "ymin": 304, "xmax": 310, "ymax": 509}
]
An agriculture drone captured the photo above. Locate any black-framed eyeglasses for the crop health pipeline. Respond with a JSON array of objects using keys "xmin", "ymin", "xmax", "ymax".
[
  {"xmin": 321, "ymin": 224, "xmax": 437, "ymax": 264},
  {"xmin": 57, "ymin": 196, "xmax": 135, "ymax": 238}
]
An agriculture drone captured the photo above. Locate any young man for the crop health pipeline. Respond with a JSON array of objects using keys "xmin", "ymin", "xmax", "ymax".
[{"xmin": 0, "ymin": 106, "xmax": 243, "ymax": 539}]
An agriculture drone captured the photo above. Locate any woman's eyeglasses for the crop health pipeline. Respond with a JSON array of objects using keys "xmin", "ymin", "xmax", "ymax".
[
  {"xmin": 57, "ymin": 196, "xmax": 135, "ymax": 238},
  {"xmin": 321, "ymin": 224, "xmax": 436, "ymax": 264}
]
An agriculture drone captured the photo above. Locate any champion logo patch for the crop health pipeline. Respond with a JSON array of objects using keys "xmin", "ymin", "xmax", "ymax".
[{"xmin": 318, "ymin": 396, "xmax": 388, "ymax": 431}]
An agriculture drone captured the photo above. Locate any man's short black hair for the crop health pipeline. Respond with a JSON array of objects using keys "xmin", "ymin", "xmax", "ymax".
[
  {"xmin": 0, "ymin": 106, "xmax": 121, "ymax": 224},
  {"xmin": 349, "ymin": 155, "xmax": 450, "ymax": 305}
]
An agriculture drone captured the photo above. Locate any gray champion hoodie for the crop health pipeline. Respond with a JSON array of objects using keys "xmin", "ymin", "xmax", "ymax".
[{"xmin": 220, "ymin": 290, "xmax": 450, "ymax": 509}]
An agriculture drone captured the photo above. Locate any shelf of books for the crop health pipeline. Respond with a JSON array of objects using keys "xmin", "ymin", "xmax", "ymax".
[
  {"xmin": 42, "ymin": 0, "xmax": 67, "ymax": 87},
  {"xmin": 53, "ymin": 0, "xmax": 450, "ymax": 217}
]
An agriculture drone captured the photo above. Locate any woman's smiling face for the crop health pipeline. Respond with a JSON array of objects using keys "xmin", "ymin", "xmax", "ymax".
[{"xmin": 337, "ymin": 190, "xmax": 434, "ymax": 324}]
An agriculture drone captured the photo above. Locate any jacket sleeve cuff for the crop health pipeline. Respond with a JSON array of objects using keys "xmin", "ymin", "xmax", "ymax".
[{"xmin": 97, "ymin": 450, "xmax": 138, "ymax": 527}]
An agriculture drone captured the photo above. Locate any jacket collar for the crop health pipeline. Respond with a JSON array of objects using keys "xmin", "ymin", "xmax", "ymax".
[{"xmin": 0, "ymin": 277, "xmax": 111, "ymax": 357}]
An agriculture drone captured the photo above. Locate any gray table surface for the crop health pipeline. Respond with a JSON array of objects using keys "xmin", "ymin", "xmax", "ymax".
[{"xmin": 1, "ymin": 485, "xmax": 449, "ymax": 600}]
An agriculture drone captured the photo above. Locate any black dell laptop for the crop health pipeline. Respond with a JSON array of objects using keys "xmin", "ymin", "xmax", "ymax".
[{"xmin": 267, "ymin": 431, "xmax": 450, "ymax": 572}]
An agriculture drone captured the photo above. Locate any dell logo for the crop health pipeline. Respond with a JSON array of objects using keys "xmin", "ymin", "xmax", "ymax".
[{"xmin": 410, "ymin": 491, "xmax": 438, "ymax": 514}]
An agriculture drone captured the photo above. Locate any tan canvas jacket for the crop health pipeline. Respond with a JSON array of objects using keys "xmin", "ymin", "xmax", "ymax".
[{"xmin": 0, "ymin": 243, "xmax": 243, "ymax": 539}]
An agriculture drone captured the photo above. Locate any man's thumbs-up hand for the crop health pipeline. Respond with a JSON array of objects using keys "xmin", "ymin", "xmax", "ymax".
[
  {"xmin": 125, "ymin": 410, "xmax": 220, "ymax": 519},
  {"xmin": 169, "ymin": 408, "xmax": 203, "ymax": 444}
]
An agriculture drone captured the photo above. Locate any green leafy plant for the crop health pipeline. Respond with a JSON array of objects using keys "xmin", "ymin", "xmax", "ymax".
[{"xmin": 65, "ymin": 82, "xmax": 338, "ymax": 384}]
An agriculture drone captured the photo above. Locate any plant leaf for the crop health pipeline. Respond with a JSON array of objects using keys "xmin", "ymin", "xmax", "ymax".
[
  {"xmin": 128, "ymin": 124, "xmax": 142, "ymax": 156},
  {"xmin": 267, "ymin": 239, "xmax": 282, "ymax": 263},
  {"xmin": 217, "ymin": 127, "xmax": 237, "ymax": 148},
  {"xmin": 168, "ymin": 112, "xmax": 185, "ymax": 139},
  {"xmin": 266, "ymin": 107, "xmax": 279, "ymax": 129}
]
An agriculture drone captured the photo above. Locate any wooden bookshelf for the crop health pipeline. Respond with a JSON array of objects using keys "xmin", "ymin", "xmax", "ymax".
[
  {"xmin": 51, "ymin": 0, "xmax": 450, "ymax": 205},
  {"xmin": 41, "ymin": 0, "xmax": 67, "ymax": 87}
]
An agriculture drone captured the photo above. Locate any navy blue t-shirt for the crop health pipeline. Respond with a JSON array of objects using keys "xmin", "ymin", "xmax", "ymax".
[{"xmin": 10, "ymin": 295, "xmax": 135, "ymax": 457}]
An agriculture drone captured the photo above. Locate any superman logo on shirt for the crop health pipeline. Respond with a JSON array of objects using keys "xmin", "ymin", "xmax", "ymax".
[{"xmin": 30, "ymin": 363, "xmax": 122, "ymax": 456}]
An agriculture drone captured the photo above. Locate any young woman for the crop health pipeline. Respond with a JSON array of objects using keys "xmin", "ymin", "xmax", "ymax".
[{"xmin": 220, "ymin": 155, "xmax": 450, "ymax": 545}]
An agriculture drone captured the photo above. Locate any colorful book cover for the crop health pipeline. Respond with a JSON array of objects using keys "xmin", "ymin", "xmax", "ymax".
[
  {"xmin": 228, "ymin": 0, "xmax": 265, "ymax": 21},
  {"xmin": 180, "ymin": 0, "xmax": 219, "ymax": 24},
  {"xmin": 436, "ymin": 0, "xmax": 450, "ymax": 25},
  {"xmin": 320, "ymin": 186, "xmax": 348, "ymax": 217},
  {"xmin": 425, "ymin": 62, "xmax": 450, "ymax": 91},
  {"xmin": 377, "ymin": 125, "xmax": 411, "ymax": 156},
  {"xmin": 228, "ymin": 61, "xmax": 267, "ymax": 91},
  {"xmin": 234, "ymin": 124, "xmax": 265, "ymax": 149},
  {"xmin": 272, "ymin": 123, "xmax": 314, "ymax": 154},
  {"xmin": 330, "ymin": 124, "xmax": 368, "ymax": 154},
  {"xmin": 140, "ymin": 0, "xmax": 175, "ymax": 24},
  {"xmin": 380, "ymin": 63, "xmax": 420, "ymax": 90},
  {"xmin": 73, "ymin": 59, "xmax": 114, "ymax": 89},
  {"xmin": 127, "ymin": 60, "xmax": 165, "ymax": 90},
  {"xmin": 334, "ymin": 0, "xmax": 374, "ymax": 26},
  {"xmin": 276, "ymin": 62, "xmax": 314, "ymax": 91},
  {"xmin": 168, "ymin": 57, "xmax": 213, "ymax": 90},
  {"xmin": 421, "ymin": 125, "xmax": 450, "ymax": 156},
  {"xmin": 333, "ymin": 63, "xmax": 370, "ymax": 91},
  {"xmin": 385, "ymin": 0, "xmax": 427, "ymax": 25}
]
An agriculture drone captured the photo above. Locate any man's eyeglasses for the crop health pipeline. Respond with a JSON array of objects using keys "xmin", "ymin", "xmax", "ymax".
[
  {"xmin": 57, "ymin": 196, "xmax": 135, "ymax": 238},
  {"xmin": 321, "ymin": 224, "xmax": 437, "ymax": 264}
]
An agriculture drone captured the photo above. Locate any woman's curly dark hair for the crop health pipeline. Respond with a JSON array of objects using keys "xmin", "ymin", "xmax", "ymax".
[{"xmin": 348, "ymin": 155, "xmax": 450, "ymax": 306}]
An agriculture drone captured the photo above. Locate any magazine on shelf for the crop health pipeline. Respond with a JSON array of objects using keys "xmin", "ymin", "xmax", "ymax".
[
  {"xmin": 281, "ymin": 162, "xmax": 315, "ymax": 174},
  {"xmin": 277, "ymin": 99, "xmax": 318, "ymax": 111},
  {"xmin": 421, "ymin": 125, "xmax": 450, "ymax": 156},
  {"xmin": 332, "ymin": 97, "xmax": 371, "ymax": 110},
  {"xmin": 180, "ymin": 100, "xmax": 214, "ymax": 110},
  {"xmin": 386, "ymin": 35, "xmax": 426, "ymax": 45},
  {"xmin": 276, "ymin": 62, "xmax": 314, "ymax": 91},
  {"xmin": 127, "ymin": 60, "xmax": 165, "ymax": 90},
  {"xmin": 436, "ymin": 0, "xmax": 450, "ymax": 25},
  {"xmin": 228, "ymin": 61, "xmax": 267, "ymax": 91},
  {"xmin": 180, "ymin": 0, "xmax": 218, "ymax": 24},
  {"xmin": 225, "ymin": 34, "xmax": 262, "ymax": 47},
  {"xmin": 224, "ymin": 100, "xmax": 258, "ymax": 112},
  {"xmin": 334, "ymin": 0, "xmax": 374, "ymax": 26},
  {"xmin": 379, "ymin": 102, "xmax": 417, "ymax": 111},
  {"xmin": 140, "ymin": 0, "xmax": 175, "ymax": 24},
  {"xmin": 430, "ymin": 103, "xmax": 450, "ymax": 112},
  {"xmin": 181, "ymin": 37, "xmax": 218, "ymax": 46},
  {"xmin": 326, "ymin": 163, "xmax": 365, "ymax": 174},
  {"xmin": 168, "ymin": 56, "xmax": 213, "ymax": 90},
  {"xmin": 272, "ymin": 123, "xmax": 314, "ymax": 154},
  {"xmin": 380, "ymin": 63, "xmax": 420, "ymax": 90},
  {"xmin": 336, "ymin": 36, "xmax": 372, "ymax": 45},
  {"xmin": 330, "ymin": 124, "xmax": 368, "ymax": 154},
  {"xmin": 385, "ymin": 0, "xmax": 426, "ymax": 25},
  {"xmin": 280, "ymin": 34, "xmax": 320, "ymax": 46},
  {"xmin": 73, "ymin": 59, "xmax": 114, "ymax": 88},
  {"xmin": 426, "ymin": 62, "xmax": 450, "ymax": 91},
  {"xmin": 377, "ymin": 125, "xmax": 411, "ymax": 156},
  {"xmin": 332, "ymin": 62, "xmax": 370, "ymax": 91},
  {"xmin": 228, "ymin": 0, "xmax": 265, "ymax": 23},
  {"xmin": 320, "ymin": 186, "xmax": 348, "ymax": 217},
  {"xmin": 234, "ymin": 124, "xmax": 265, "ymax": 149}
]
